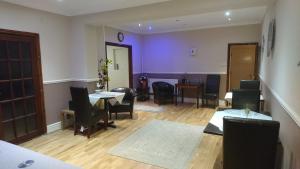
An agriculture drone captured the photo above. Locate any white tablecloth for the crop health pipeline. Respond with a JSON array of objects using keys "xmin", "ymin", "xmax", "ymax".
[
  {"xmin": 210, "ymin": 109, "xmax": 272, "ymax": 131},
  {"xmin": 224, "ymin": 92, "xmax": 264, "ymax": 103},
  {"xmin": 0, "ymin": 141, "xmax": 80, "ymax": 169},
  {"xmin": 89, "ymin": 91, "xmax": 125, "ymax": 106}
]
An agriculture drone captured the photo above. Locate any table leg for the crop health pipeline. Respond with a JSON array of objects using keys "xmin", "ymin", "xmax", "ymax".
[
  {"xmin": 197, "ymin": 87, "xmax": 200, "ymax": 108},
  {"xmin": 175, "ymin": 86, "xmax": 178, "ymax": 106},
  {"xmin": 181, "ymin": 89, "xmax": 184, "ymax": 103}
]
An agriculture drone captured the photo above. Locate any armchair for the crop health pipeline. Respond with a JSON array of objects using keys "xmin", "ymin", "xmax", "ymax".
[
  {"xmin": 152, "ymin": 81, "xmax": 174, "ymax": 105},
  {"xmin": 108, "ymin": 87, "xmax": 135, "ymax": 119}
]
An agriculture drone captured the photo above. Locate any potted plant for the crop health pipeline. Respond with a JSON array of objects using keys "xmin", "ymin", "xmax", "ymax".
[{"xmin": 97, "ymin": 58, "xmax": 112, "ymax": 91}]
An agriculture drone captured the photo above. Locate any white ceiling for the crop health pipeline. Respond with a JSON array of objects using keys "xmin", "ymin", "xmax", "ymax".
[
  {"xmin": 2, "ymin": 0, "xmax": 171, "ymax": 16},
  {"xmin": 109, "ymin": 6, "xmax": 267, "ymax": 34}
]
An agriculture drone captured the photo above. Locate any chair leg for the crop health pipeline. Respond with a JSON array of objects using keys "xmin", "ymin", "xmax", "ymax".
[
  {"xmin": 130, "ymin": 111, "xmax": 133, "ymax": 119},
  {"xmin": 74, "ymin": 123, "xmax": 77, "ymax": 136},
  {"xmin": 87, "ymin": 127, "xmax": 91, "ymax": 139}
]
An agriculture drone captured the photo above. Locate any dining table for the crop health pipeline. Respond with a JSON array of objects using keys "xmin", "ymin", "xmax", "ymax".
[
  {"xmin": 204, "ymin": 109, "xmax": 272, "ymax": 135},
  {"xmin": 88, "ymin": 91, "xmax": 125, "ymax": 128}
]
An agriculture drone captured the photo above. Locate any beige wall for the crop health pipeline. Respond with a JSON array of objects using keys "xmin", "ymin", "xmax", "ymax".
[
  {"xmin": 142, "ymin": 24, "xmax": 261, "ymax": 74},
  {"xmin": 0, "ymin": 2, "xmax": 72, "ymax": 82},
  {"xmin": 260, "ymin": 0, "xmax": 300, "ymax": 168}
]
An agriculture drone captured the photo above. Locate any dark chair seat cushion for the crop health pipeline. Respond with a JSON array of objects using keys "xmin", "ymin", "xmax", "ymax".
[{"xmin": 203, "ymin": 93, "xmax": 218, "ymax": 99}]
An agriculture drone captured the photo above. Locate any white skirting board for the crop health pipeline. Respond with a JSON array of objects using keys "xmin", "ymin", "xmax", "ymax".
[
  {"xmin": 149, "ymin": 95, "xmax": 226, "ymax": 106},
  {"xmin": 47, "ymin": 121, "xmax": 62, "ymax": 134}
]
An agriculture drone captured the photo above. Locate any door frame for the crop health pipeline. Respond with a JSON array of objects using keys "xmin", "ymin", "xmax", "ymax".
[
  {"xmin": 226, "ymin": 42, "xmax": 259, "ymax": 92},
  {"xmin": 0, "ymin": 28, "xmax": 47, "ymax": 143},
  {"xmin": 105, "ymin": 42, "xmax": 133, "ymax": 89}
]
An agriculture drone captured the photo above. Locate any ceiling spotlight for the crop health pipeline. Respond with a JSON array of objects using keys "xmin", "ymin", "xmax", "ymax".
[
  {"xmin": 227, "ymin": 18, "xmax": 232, "ymax": 21},
  {"xmin": 138, "ymin": 23, "xmax": 142, "ymax": 27},
  {"xmin": 225, "ymin": 11, "xmax": 231, "ymax": 17}
]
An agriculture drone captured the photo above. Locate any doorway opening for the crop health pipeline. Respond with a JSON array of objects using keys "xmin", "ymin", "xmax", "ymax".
[
  {"xmin": 105, "ymin": 42, "xmax": 133, "ymax": 90},
  {"xmin": 226, "ymin": 43, "xmax": 259, "ymax": 91}
]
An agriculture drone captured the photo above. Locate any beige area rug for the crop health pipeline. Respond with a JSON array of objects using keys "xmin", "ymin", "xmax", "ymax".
[
  {"xmin": 109, "ymin": 120, "xmax": 204, "ymax": 169},
  {"xmin": 134, "ymin": 103, "xmax": 164, "ymax": 113}
]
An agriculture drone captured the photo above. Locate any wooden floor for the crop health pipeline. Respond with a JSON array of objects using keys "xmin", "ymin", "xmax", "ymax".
[{"xmin": 21, "ymin": 101, "xmax": 223, "ymax": 169}]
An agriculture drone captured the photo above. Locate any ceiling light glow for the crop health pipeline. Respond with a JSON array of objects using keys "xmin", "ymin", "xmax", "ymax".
[
  {"xmin": 228, "ymin": 18, "xmax": 232, "ymax": 21},
  {"xmin": 225, "ymin": 11, "xmax": 231, "ymax": 17},
  {"xmin": 148, "ymin": 26, "xmax": 152, "ymax": 30},
  {"xmin": 138, "ymin": 23, "xmax": 142, "ymax": 27}
]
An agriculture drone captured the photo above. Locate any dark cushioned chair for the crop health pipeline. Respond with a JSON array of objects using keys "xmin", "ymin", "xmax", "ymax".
[
  {"xmin": 202, "ymin": 74, "xmax": 221, "ymax": 108},
  {"xmin": 108, "ymin": 87, "xmax": 135, "ymax": 119},
  {"xmin": 70, "ymin": 87, "xmax": 106, "ymax": 138},
  {"xmin": 223, "ymin": 116, "xmax": 280, "ymax": 169},
  {"xmin": 240, "ymin": 80, "xmax": 260, "ymax": 90},
  {"xmin": 232, "ymin": 89, "xmax": 260, "ymax": 112},
  {"xmin": 152, "ymin": 81, "xmax": 174, "ymax": 105}
]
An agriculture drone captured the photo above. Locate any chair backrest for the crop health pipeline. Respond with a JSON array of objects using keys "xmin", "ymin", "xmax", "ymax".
[
  {"xmin": 152, "ymin": 81, "xmax": 174, "ymax": 94},
  {"xmin": 223, "ymin": 116, "xmax": 280, "ymax": 169},
  {"xmin": 232, "ymin": 89, "xmax": 260, "ymax": 112},
  {"xmin": 111, "ymin": 87, "xmax": 135, "ymax": 102},
  {"xmin": 240, "ymin": 80, "xmax": 260, "ymax": 90},
  {"xmin": 70, "ymin": 87, "xmax": 91, "ymax": 126},
  {"xmin": 206, "ymin": 74, "xmax": 221, "ymax": 94}
]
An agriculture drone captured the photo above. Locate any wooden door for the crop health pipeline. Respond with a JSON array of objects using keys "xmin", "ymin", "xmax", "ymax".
[
  {"xmin": 0, "ymin": 29, "xmax": 46, "ymax": 144},
  {"xmin": 227, "ymin": 43, "xmax": 258, "ymax": 91}
]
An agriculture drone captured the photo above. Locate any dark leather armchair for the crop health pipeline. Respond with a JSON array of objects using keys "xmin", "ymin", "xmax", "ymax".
[
  {"xmin": 223, "ymin": 116, "xmax": 280, "ymax": 169},
  {"xmin": 232, "ymin": 89, "xmax": 260, "ymax": 112},
  {"xmin": 202, "ymin": 74, "xmax": 220, "ymax": 108},
  {"xmin": 240, "ymin": 80, "xmax": 260, "ymax": 90},
  {"xmin": 108, "ymin": 87, "xmax": 135, "ymax": 119},
  {"xmin": 70, "ymin": 87, "xmax": 106, "ymax": 138},
  {"xmin": 152, "ymin": 81, "xmax": 174, "ymax": 105}
]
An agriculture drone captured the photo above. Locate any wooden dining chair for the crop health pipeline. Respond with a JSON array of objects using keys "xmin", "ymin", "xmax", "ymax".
[
  {"xmin": 232, "ymin": 89, "xmax": 260, "ymax": 112},
  {"xmin": 223, "ymin": 116, "xmax": 280, "ymax": 169},
  {"xmin": 70, "ymin": 87, "xmax": 106, "ymax": 138}
]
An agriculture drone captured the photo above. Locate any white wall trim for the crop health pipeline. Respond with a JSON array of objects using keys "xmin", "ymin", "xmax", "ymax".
[
  {"xmin": 43, "ymin": 78, "xmax": 98, "ymax": 84},
  {"xmin": 259, "ymin": 75, "xmax": 300, "ymax": 127},
  {"xmin": 43, "ymin": 79, "xmax": 73, "ymax": 85},
  {"xmin": 47, "ymin": 121, "xmax": 62, "ymax": 133},
  {"xmin": 144, "ymin": 72, "xmax": 227, "ymax": 74}
]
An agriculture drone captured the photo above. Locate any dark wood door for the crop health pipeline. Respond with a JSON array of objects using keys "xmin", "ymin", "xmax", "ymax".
[{"xmin": 0, "ymin": 29, "xmax": 46, "ymax": 144}]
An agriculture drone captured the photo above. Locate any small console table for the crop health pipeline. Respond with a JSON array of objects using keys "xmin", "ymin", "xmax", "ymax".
[{"xmin": 175, "ymin": 83, "xmax": 204, "ymax": 108}]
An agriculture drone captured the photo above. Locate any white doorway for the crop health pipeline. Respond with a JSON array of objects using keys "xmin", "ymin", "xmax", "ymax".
[{"xmin": 106, "ymin": 42, "xmax": 132, "ymax": 90}]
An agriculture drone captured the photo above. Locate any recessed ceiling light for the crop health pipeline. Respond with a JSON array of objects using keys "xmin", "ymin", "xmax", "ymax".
[
  {"xmin": 225, "ymin": 11, "xmax": 231, "ymax": 17},
  {"xmin": 138, "ymin": 23, "xmax": 142, "ymax": 27},
  {"xmin": 227, "ymin": 18, "xmax": 232, "ymax": 21}
]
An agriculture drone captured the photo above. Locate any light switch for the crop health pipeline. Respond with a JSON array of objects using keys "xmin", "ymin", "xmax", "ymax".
[{"xmin": 190, "ymin": 48, "xmax": 197, "ymax": 56}]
